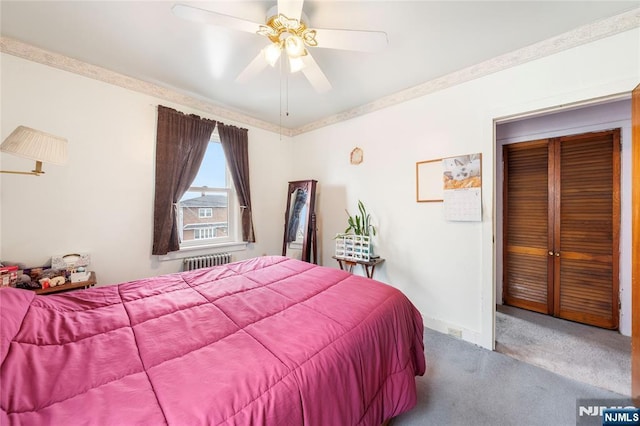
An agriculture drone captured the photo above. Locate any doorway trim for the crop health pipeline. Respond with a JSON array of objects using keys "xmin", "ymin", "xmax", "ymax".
[{"xmin": 491, "ymin": 92, "xmax": 633, "ymax": 352}]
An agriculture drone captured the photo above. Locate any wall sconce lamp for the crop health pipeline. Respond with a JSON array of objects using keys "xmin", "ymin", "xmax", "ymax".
[{"xmin": 0, "ymin": 126, "xmax": 68, "ymax": 176}]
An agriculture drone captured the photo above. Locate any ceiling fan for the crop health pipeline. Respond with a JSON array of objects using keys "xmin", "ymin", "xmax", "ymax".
[{"xmin": 172, "ymin": 0, "xmax": 388, "ymax": 93}]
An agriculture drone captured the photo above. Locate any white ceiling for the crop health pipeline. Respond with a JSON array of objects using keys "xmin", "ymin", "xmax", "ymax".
[{"xmin": 1, "ymin": 1, "xmax": 638, "ymax": 133}]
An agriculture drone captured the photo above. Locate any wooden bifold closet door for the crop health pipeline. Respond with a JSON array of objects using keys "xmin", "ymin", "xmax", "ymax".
[{"xmin": 503, "ymin": 129, "xmax": 620, "ymax": 329}]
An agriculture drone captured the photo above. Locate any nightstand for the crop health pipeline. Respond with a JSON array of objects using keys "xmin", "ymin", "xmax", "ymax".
[{"xmin": 35, "ymin": 272, "xmax": 97, "ymax": 295}]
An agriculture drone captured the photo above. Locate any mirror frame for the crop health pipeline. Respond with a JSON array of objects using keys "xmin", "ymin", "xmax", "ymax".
[{"xmin": 282, "ymin": 180, "xmax": 317, "ymax": 263}]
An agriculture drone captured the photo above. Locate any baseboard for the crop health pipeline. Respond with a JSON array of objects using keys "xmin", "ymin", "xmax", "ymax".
[{"xmin": 422, "ymin": 316, "xmax": 486, "ymax": 349}]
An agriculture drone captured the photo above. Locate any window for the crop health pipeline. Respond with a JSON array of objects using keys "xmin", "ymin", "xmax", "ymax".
[
  {"xmin": 194, "ymin": 228, "xmax": 214, "ymax": 240},
  {"xmin": 177, "ymin": 129, "xmax": 238, "ymax": 247},
  {"xmin": 199, "ymin": 208, "xmax": 213, "ymax": 218}
]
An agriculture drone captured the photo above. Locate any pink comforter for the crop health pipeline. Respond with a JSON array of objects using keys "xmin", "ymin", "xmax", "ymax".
[{"xmin": 1, "ymin": 256, "xmax": 425, "ymax": 425}]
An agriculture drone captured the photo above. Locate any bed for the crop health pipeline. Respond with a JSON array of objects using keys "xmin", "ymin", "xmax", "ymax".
[{"xmin": 1, "ymin": 256, "xmax": 425, "ymax": 425}]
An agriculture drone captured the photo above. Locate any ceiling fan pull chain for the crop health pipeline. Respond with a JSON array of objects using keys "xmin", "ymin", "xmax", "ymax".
[
  {"xmin": 286, "ymin": 71, "xmax": 290, "ymax": 117},
  {"xmin": 279, "ymin": 56, "xmax": 283, "ymax": 139}
]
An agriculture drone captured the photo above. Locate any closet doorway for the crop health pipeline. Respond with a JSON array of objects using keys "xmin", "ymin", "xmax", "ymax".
[{"xmin": 503, "ymin": 129, "xmax": 620, "ymax": 329}]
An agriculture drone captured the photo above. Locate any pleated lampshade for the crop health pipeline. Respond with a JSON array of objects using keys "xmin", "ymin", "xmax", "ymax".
[{"xmin": 1, "ymin": 126, "xmax": 68, "ymax": 165}]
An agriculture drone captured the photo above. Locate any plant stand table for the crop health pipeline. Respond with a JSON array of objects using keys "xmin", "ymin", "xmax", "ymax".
[{"xmin": 332, "ymin": 256, "xmax": 385, "ymax": 279}]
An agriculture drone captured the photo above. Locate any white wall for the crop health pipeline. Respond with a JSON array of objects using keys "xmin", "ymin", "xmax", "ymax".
[
  {"xmin": 0, "ymin": 54, "xmax": 293, "ymax": 285},
  {"xmin": 1, "ymin": 28, "xmax": 638, "ymax": 349},
  {"xmin": 292, "ymin": 29, "xmax": 640, "ymax": 348}
]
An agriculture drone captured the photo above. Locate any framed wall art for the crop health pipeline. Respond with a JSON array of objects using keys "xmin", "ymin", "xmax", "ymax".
[{"xmin": 416, "ymin": 159, "xmax": 444, "ymax": 202}]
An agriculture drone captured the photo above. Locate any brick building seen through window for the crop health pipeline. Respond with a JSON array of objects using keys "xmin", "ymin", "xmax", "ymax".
[{"xmin": 180, "ymin": 192, "xmax": 228, "ymax": 241}]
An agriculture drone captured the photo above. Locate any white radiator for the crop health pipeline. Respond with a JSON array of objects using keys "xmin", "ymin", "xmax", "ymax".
[{"xmin": 183, "ymin": 253, "xmax": 232, "ymax": 271}]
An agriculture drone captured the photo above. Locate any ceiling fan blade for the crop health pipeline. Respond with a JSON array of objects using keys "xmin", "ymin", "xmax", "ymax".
[
  {"xmin": 277, "ymin": 0, "xmax": 304, "ymax": 21},
  {"xmin": 236, "ymin": 51, "xmax": 269, "ymax": 83},
  {"xmin": 301, "ymin": 54, "xmax": 331, "ymax": 93},
  {"xmin": 314, "ymin": 28, "xmax": 388, "ymax": 52},
  {"xmin": 172, "ymin": 4, "xmax": 261, "ymax": 34}
]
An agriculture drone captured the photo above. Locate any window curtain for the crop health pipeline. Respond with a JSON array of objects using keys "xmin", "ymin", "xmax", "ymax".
[
  {"xmin": 152, "ymin": 105, "xmax": 217, "ymax": 255},
  {"xmin": 218, "ymin": 123, "xmax": 256, "ymax": 242}
]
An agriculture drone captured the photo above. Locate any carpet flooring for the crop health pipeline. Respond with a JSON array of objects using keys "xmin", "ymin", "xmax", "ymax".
[
  {"xmin": 393, "ymin": 327, "xmax": 626, "ymax": 426},
  {"xmin": 495, "ymin": 304, "xmax": 630, "ymax": 395}
]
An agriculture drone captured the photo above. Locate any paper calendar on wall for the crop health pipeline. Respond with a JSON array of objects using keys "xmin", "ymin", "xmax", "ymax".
[{"xmin": 442, "ymin": 153, "xmax": 482, "ymax": 222}]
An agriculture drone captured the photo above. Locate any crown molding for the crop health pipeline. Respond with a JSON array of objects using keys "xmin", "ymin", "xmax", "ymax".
[
  {"xmin": 292, "ymin": 7, "xmax": 640, "ymax": 136},
  {"xmin": 1, "ymin": 7, "xmax": 638, "ymax": 137},
  {"xmin": 0, "ymin": 36, "xmax": 294, "ymax": 137}
]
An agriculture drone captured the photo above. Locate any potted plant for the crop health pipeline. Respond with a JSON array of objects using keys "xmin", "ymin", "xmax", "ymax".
[
  {"xmin": 335, "ymin": 200, "xmax": 377, "ymax": 261},
  {"xmin": 344, "ymin": 200, "xmax": 376, "ymax": 237}
]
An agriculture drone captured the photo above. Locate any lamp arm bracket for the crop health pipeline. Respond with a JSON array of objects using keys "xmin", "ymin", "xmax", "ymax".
[{"xmin": 0, "ymin": 160, "xmax": 45, "ymax": 176}]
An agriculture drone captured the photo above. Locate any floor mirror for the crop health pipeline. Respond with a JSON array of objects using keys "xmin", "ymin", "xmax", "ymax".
[{"xmin": 282, "ymin": 180, "xmax": 317, "ymax": 263}]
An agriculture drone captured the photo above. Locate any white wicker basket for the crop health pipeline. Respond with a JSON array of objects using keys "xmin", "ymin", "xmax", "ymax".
[{"xmin": 335, "ymin": 234, "xmax": 371, "ymax": 261}]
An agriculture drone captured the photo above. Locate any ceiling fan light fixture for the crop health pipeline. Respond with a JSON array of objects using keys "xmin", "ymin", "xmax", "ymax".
[
  {"xmin": 257, "ymin": 24, "xmax": 277, "ymax": 39},
  {"xmin": 289, "ymin": 56, "xmax": 306, "ymax": 73},
  {"xmin": 174, "ymin": 3, "xmax": 388, "ymax": 94},
  {"xmin": 284, "ymin": 35, "xmax": 306, "ymax": 58},
  {"xmin": 302, "ymin": 29, "xmax": 318, "ymax": 47},
  {"xmin": 264, "ymin": 42, "xmax": 282, "ymax": 67}
]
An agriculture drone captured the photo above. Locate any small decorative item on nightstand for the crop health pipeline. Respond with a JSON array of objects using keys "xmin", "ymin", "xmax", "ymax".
[
  {"xmin": 51, "ymin": 253, "xmax": 91, "ymax": 270},
  {"xmin": 70, "ymin": 269, "xmax": 91, "ymax": 283},
  {"xmin": 0, "ymin": 266, "xmax": 18, "ymax": 287},
  {"xmin": 51, "ymin": 252, "xmax": 92, "ymax": 284}
]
